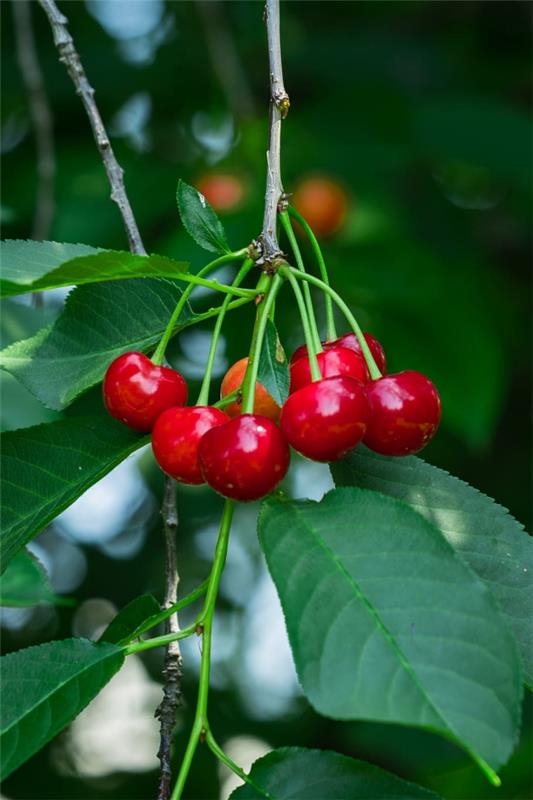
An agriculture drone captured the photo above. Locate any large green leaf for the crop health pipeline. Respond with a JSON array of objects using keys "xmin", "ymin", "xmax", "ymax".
[
  {"xmin": 99, "ymin": 594, "xmax": 161, "ymax": 645},
  {"xmin": 0, "ymin": 278, "xmax": 194, "ymax": 410},
  {"xmin": 257, "ymin": 319, "xmax": 289, "ymax": 406},
  {"xmin": 0, "ymin": 240, "xmax": 188, "ymax": 297},
  {"xmin": 0, "ymin": 638, "xmax": 124, "ymax": 780},
  {"xmin": 1, "ymin": 416, "xmax": 148, "ymax": 572},
  {"xmin": 0, "ymin": 549, "xmax": 69, "ymax": 607},
  {"xmin": 258, "ymin": 488, "xmax": 522, "ymax": 782},
  {"xmin": 177, "ymin": 179, "xmax": 231, "ymax": 254},
  {"xmin": 330, "ymin": 448, "xmax": 533, "ymax": 688},
  {"xmin": 230, "ymin": 747, "xmax": 440, "ymax": 799}
]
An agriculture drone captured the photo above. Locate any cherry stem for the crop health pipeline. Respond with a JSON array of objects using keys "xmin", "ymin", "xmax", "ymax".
[
  {"xmin": 213, "ymin": 388, "xmax": 239, "ymax": 410},
  {"xmin": 205, "ymin": 730, "xmax": 268, "ymax": 796},
  {"xmin": 169, "ymin": 499, "xmax": 235, "ymax": 800},
  {"xmin": 279, "ymin": 211, "xmax": 322, "ymax": 353},
  {"xmin": 240, "ymin": 272, "xmax": 283, "ymax": 414},
  {"xmin": 196, "ymin": 258, "xmax": 255, "ymax": 406},
  {"xmin": 287, "ymin": 267, "xmax": 382, "ymax": 380},
  {"xmin": 151, "ymin": 249, "xmax": 249, "ymax": 366},
  {"xmin": 287, "ymin": 205, "xmax": 337, "ymax": 342},
  {"xmin": 281, "ymin": 267, "xmax": 322, "ymax": 382}
]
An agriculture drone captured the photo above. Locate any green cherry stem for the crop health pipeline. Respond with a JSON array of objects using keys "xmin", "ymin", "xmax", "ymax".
[
  {"xmin": 205, "ymin": 730, "xmax": 271, "ymax": 797},
  {"xmin": 170, "ymin": 499, "xmax": 235, "ymax": 800},
  {"xmin": 152, "ymin": 249, "xmax": 249, "ymax": 366},
  {"xmin": 279, "ymin": 211, "xmax": 322, "ymax": 353},
  {"xmin": 240, "ymin": 272, "xmax": 283, "ymax": 415},
  {"xmin": 196, "ymin": 258, "xmax": 255, "ymax": 406},
  {"xmin": 280, "ymin": 267, "xmax": 322, "ymax": 382},
  {"xmin": 213, "ymin": 388, "xmax": 239, "ymax": 410},
  {"xmin": 287, "ymin": 267, "xmax": 382, "ymax": 380},
  {"xmin": 287, "ymin": 205, "xmax": 337, "ymax": 341}
]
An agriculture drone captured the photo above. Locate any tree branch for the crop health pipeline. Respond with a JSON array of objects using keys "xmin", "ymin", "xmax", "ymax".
[
  {"xmin": 12, "ymin": 0, "xmax": 56, "ymax": 243},
  {"xmin": 260, "ymin": 0, "xmax": 290, "ymax": 264},
  {"xmin": 38, "ymin": 3, "xmax": 182, "ymax": 794},
  {"xmin": 37, "ymin": 0, "xmax": 145, "ymax": 256}
]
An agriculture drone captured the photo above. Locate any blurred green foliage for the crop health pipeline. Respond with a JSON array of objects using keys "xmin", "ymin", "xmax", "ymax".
[{"xmin": 1, "ymin": 2, "xmax": 531, "ymax": 799}]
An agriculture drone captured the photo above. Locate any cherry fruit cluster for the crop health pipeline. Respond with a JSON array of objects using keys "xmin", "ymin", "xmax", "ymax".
[{"xmin": 103, "ymin": 327, "xmax": 441, "ymax": 503}]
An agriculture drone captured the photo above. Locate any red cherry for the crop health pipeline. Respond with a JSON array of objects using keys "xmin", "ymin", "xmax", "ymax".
[
  {"xmin": 364, "ymin": 371, "xmax": 441, "ymax": 456},
  {"xmin": 152, "ymin": 406, "xmax": 229, "ymax": 485},
  {"xmin": 281, "ymin": 376, "xmax": 369, "ymax": 462},
  {"xmin": 221, "ymin": 357, "xmax": 280, "ymax": 423},
  {"xmin": 291, "ymin": 332, "xmax": 387, "ymax": 376},
  {"xmin": 292, "ymin": 177, "xmax": 348, "ymax": 237},
  {"xmin": 199, "ymin": 414, "xmax": 290, "ymax": 502},
  {"xmin": 103, "ymin": 352, "xmax": 187, "ymax": 432},
  {"xmin": 289, "ymin": 346, "xmax": 367, "ymax": 393}
]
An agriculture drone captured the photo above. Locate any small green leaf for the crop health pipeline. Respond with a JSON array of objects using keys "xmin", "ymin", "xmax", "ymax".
[
  {"xmin": 0, "ymin": 278, "xmax": 195, "ymax": 410},
  {"xmin": 330, "ymin": 447, "xmax": 533, "ymax": 688},
  {"xmin": 0, "ymin": 638, "xmax": 124, "ymax": 780},
  {"xmin": 0, "ymin": 417, "xmax": 148, "ymax": 572},
  {"xmin": 258, "ymin": 488, "xmax": 522, "ymax": 781},
  {"xmin": 257, "ymin": 319, "xmax": 289, "ymax": 406},
  {"xmin": 230, "ymin": 747, "xmax": 441, "ymax": 799},
  {"xmin": 99, "ymin": 594, "xmax": 161, "ymax": 645},
  {"xmin": 0, "ymin": 240, "xmax": 189, "ymax": 297},
  {"xmin": 177, "ymin": 179, "xmax": 231, "ymax": 254},
  {"xmin": 0, "ymin": 549, "xmax": 69, "ymax": 607}
]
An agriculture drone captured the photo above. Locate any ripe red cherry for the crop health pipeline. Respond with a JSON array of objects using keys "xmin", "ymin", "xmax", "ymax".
[
  {"xmin": 103, "ymin": 352, "xmax": 187, "ymax": 432},
  {"xmin": 199, "ymin": 414, "xmax": 290, "ymax": 502},
  {"xmin": 152, "ymin": 406, "xmax": 229, "ymax": 485},
  {"xmin": 195, "ymin": 174, "xmax": 245, "ymax": 213},
  {"xmin": 292, "ymin": 176, "xmax": 348, "ymax": 237},
  {"xmin": 289, "ymin": 346, "xmax": 367, "ymax": 393},
  {"xmin": 281, "ymin": 376, "xmax": 369, "ymax": 462},
  {"xmin": 291, "ymin": 332, "xmax": 386, "ymax": 377},
  {"xmin": 364, "ymin": 371, "xmax": 441, "ymax": 456}
]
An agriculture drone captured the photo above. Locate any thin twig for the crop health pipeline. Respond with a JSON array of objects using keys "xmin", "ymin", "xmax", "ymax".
[
  {"xmin": 12, "ymin": 0, "xmax": 56, "ymax": 242},
  {"xmin": 195, "ymin": 0, "xmax": 255, "ymax": 120},
  {"xmin": 38, "ymin": 0, "xmax": 145, "ymax": 256},
  {"xmin": 38, "ymin": 2, "xmax": 182, "ymax": 794},
  {"xmin": 260, "ymin": 0, "xmax": 290, "ymax": 263},
  {"xmin": 155, "ymin": 478, "xmax": 183, "ymax": 800}
]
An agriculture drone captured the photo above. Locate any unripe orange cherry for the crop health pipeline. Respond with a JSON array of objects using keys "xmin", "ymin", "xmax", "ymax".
[
  {"xmin": 292, "ymin": 176, "xmax": 348, "ymax": 237},
  {"xmin": 195, "ymin": 174, "xmax": 245, "ymax": 213},
  {"xmin": 221, "ymin": 357, "xmax": 281, "ymax": 423}
]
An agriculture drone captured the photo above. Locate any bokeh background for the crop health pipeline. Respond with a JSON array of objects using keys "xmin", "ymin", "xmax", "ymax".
[{"xmin": 1, "ymin": 1, "xmax": 531, "ymax": 799}]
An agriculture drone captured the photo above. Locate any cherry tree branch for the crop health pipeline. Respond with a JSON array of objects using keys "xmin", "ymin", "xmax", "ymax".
[
  {"xmin": 38, "ymin": 2, "xmax": 182, "ymax": 794},
  {"xmin": 12, "ymin": 0, "xmax": 55, "ymax": 244},
  {"xmin": 260, "ymin": 0, "xmax": 290, "ymax": 263}
]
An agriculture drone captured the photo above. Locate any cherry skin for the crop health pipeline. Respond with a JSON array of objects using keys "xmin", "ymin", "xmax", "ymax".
[
  {"xmin": 221, "ymin": 357, "xmax": 281, "ymax": 423},
  {"xmin": 291, "ymin": 332, "xmax": 387, "ymax": 377},
  {"xmin": 199, "ymin": 414, "xmax": 290, "ymax": 502},
  {"xmin": 364, "ymin": 370, "xmax": 441, "ymax": 456},
  {"xmin": 289, "ymin": 346, "xmax": 367, "ymax": 394},
  {"xmin": 152, "ymin": 406, "xmax": 229, "ymax": 485},
  {"xmin": 103, "ymin": 352, "xmax": 187, "ymax": 432},
  {"xmin": 281, "ymin": 376, "xmax": 369, "ymax": 462},
  {"xmin": 195, "ymin": 173, "xmax": 245, "ymax": 213},
  {"xmin": 292, "ymin": 176, "xmax": 348, "ymax": 237}
]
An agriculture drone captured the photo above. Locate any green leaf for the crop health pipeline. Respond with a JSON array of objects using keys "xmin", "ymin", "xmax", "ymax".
[
  {"xmin": 0, "ymin": 549, "xmax": 69, "ymax": 607},
  {"xmin": 0, "ymin": 638, "xmax": 124, "ymax": 780},
  {"xmin": 230, "ymin": 747, "xmax": 440, "ymax": 799},
  {"xmin": 257, "ymin": 319, "xmax": 289, "ymax": 406},
  {"xmin": 0, "ymin": 240, "xmax": 189, "ymax": 297},
  {"xmin": 99, "ymin": 594, "xmax": 161, "ymax": 645},
  {"xmin": 0, "ymin": 278, "xmax": 195, "ymax": 410},
  {"xmin": 177, "ymin": 179, "xmax": 231, "ymax": 254},
  {"xmin": 330, "ymin": 448, "xmax": 533, "ymax": 688},
  {"xmin": 1, "ymin": 416, "xmax": 147, "ymax": 572},
  {"xmin": 258, "ymin": 488, "xmax": 522, "ymax": 782}
]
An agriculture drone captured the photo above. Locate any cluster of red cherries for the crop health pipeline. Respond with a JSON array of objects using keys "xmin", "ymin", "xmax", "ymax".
[{"xmin": 103, "ymin": 332, "xmax": 441, "ymax": 503}]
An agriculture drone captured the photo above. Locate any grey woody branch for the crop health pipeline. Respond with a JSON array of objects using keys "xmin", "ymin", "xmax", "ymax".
[
  {"xmin": 38, "ymin": 0, "xmax": 145, "ymax": 256},
  {"xmin": 12, "ymin": 0, "xmax": 55, "ymax": 244},
  {"xmin": 260, "ymin": 0, "xmax": 290, "ymax": 263},
  {"xmin": 38, "ymin": 2, "xmax": 182, "ymax": 795}
]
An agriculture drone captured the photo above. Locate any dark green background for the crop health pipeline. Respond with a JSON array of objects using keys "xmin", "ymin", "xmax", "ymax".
[{"xmin": 1, "ymin": 2, "xmax": 531, "ymax": 799}]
